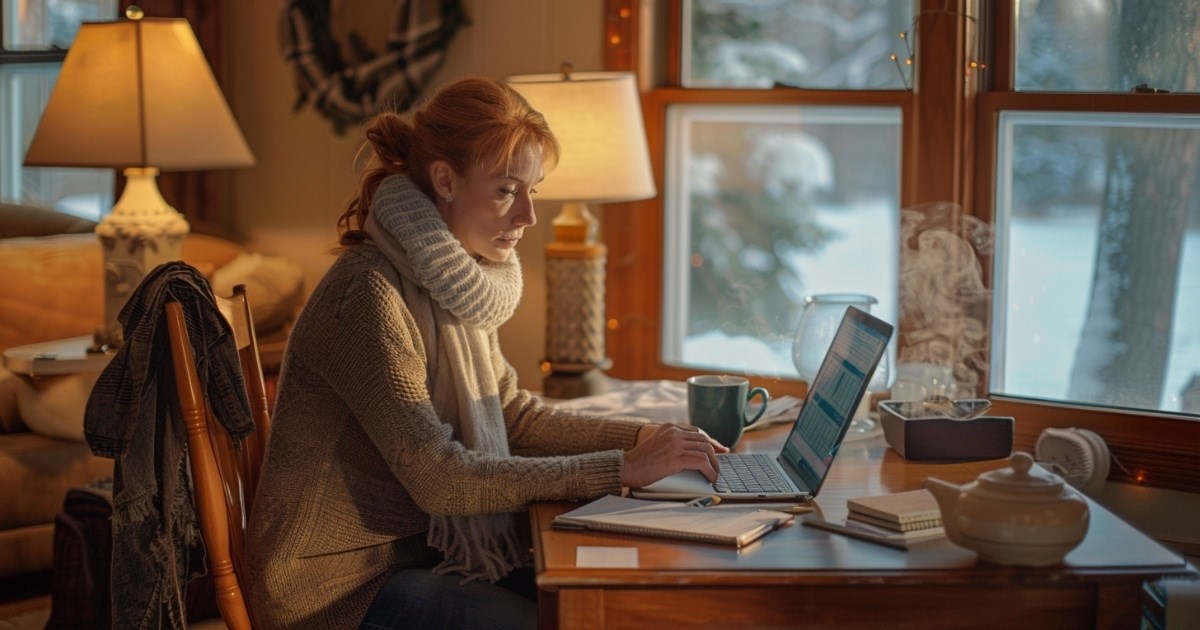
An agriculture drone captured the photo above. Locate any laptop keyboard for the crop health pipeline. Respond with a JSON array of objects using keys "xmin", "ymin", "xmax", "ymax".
[{"xmin": 714, "ymin": 453, "xmax": 791, "ymax": 494}]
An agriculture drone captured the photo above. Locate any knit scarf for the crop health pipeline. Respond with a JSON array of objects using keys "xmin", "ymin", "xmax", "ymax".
[{"xmin": 363, "ymin": 174, "xmax": 527, "ymax": 582}]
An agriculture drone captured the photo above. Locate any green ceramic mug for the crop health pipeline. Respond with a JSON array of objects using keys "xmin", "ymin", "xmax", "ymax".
[{"xmin": 686, "ymin": 375, "xmax": 770, "ymax": 448}]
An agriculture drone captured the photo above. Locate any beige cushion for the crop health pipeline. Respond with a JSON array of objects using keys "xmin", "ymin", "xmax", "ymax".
[
  {"xmin": 0, "ymin": 202, "xmax": 96, "ymax": 239},
  {"xmin": 182, "ymin": 233, "xmax": 245, "ymax": 278},
  {"xmin": 0, "ymin": 234, "xmax": 103, "ymax": 353},
  {"xmin": 0, "ymin": 368, "xmax": 35, "ymax": 433},
  {"xmin": 0, "ymin": 231, "xmax": 281, "ymax": 439},
  {"xmin": 211, "ymin": 252, "xmax": 306, "ymax": 334},
  {"xmin": 15, "ymin": 372, "xmax": 98, "ymax": 441}
]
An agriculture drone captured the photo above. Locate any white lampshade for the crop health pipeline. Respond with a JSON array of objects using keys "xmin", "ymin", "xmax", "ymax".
[
  {"xmin": 507, "ymin": 71, "xmax": 655, "ymax": 204},
  {"xmin": 24, "ymin": 17, "xmax": 254, "ymax": 171},
  {"xmin": 22, "ymin": 11, "xmax": 253, "ymax": 349}
]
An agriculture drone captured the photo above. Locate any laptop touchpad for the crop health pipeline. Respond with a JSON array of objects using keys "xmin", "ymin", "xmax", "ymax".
[{"xmin": 637, "ymin": 469, "xmax": 714, "ymax": 494}]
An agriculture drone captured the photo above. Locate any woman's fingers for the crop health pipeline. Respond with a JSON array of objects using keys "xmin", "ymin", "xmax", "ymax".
[
  {"xmin": 707, "ymin": 435, "xmax": 732, "ymax": 454},
  {"xmin": 668, "ymin": 425, "xmax": 726, "ymax": 477},
  {"xmin": 622, "ymin": 422, "xmax": 740, "ymax": 486}
]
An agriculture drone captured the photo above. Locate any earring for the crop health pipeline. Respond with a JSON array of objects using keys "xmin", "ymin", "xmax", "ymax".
[{"xmin": 444, "ymin": 194, "xmax": 453, "ymax": 203}]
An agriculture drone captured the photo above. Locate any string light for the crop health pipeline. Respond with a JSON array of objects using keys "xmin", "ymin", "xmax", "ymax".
[
  {"xmin": 891, "ymin": 29, "xmax": 915, "ymax": 89},
  {"xmin": 889, "ymin": 9, "xmax": 986, "ymax": 89}
]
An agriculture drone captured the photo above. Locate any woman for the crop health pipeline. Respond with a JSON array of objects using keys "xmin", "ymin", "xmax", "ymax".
[{"xmin": 246, "ymin": 76, "xmax": 726, "ymax": 629}]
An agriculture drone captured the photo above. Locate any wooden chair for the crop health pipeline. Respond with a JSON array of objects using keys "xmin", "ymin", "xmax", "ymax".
[{"xmin": 166, "ymin": 284, "xmax": 272, "ymax": 630}]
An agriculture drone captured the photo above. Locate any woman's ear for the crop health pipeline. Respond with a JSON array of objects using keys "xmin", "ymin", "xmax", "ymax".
[{"xmin": 429, "ymin": 161, "xmax": 455, "ymax": 201}]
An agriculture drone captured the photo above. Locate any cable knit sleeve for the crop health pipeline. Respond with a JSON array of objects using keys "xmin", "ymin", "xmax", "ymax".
[
  {"xmin": 289, "ymin": 247, "xmax": 625, "ymax": 514},
  {"xmin": 491, "ymin": 332, "xmax": 647, "ymax": 457}
]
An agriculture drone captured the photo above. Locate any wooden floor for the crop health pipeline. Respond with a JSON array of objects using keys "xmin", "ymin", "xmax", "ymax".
[
  {"xmin": 0, "ymin": 571, "xmax": 51, "ymax": 629},
  {"xmin": 0, "ymin": 571, "xmax": 227, "ymax": 629},
  {"xmin": 0, "ymin": 596, "xmax": 49, "ymax": 629}
]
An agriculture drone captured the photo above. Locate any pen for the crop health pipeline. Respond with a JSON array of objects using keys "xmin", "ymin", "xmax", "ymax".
[{"xmin": 686, "ymin": 495, "xmax": 721, "ymax": 508}]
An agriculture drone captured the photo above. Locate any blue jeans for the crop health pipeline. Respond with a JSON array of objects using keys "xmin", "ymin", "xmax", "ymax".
[{"xmin": 359, "ymin": 568, "xmax": 537, "ymax": 630}]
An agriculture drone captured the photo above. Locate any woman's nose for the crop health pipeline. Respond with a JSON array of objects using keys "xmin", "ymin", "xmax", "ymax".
[{"xmin": 515, "ymin": 194, "xmax": 537, "ymax": 227}]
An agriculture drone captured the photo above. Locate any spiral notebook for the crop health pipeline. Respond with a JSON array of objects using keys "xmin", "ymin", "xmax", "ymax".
[
  {"xmin": 845, "ymin": 489, "xmax": 943, "ymax": 532},
  {"xmin": 802, "ymin": 516, "xmax": 945, "ymax": 550},
  {"xmin": 553, "ymin": 495, "xmax": 793, "ymax": 547}
]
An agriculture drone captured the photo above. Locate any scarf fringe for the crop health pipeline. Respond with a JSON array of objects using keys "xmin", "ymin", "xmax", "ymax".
[{"xmin": 428, "ymin": 513, "xmax": 527, "ymax": 583}]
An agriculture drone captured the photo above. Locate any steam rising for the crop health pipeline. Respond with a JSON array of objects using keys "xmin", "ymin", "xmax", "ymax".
[{"xmin": 898, "ymin": 203, "xmax": 993, "ymax": 397}]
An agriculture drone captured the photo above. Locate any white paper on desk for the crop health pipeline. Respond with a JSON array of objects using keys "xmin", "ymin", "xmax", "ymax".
[
  {"xmin": 550, "ymin": 380, "xmax": 687, "ymax": 422},
  {"xmin": 576, "ymin": 546, "xmax": 639, "ymax": 568},
  {"xmin": 744, "ymin": 395, "xmax": 804, "ymax": 431},
  {"xmin": 549, "ymin": 379, "xmax": 803, "ymax": 429}
]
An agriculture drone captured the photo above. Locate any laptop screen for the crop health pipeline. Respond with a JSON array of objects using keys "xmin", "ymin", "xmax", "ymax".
[{"xmin": 780, "ymin": 306, "xmax": 893, "ymax": 493}]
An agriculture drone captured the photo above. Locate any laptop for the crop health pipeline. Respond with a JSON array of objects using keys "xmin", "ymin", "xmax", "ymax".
[{"xmin": 632, "ymin": 306, "xmax": 894, "ymax": 501}]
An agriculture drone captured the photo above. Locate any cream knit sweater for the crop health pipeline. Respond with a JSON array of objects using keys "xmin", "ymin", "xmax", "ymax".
[{"xmin": 246, "ymin": 196, "xmax": 642, "ymax": 628}]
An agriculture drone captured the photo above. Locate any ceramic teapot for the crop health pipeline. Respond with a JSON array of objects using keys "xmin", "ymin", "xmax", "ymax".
[{"xmin": 924, "ymin": 451, "xmax": 1089, "ymax": 566}]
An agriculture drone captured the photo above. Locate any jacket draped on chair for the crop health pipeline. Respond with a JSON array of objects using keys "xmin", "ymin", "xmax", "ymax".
[{"xmin": 84, "ymin": 261, "xmax": 254, "ymax": 630}]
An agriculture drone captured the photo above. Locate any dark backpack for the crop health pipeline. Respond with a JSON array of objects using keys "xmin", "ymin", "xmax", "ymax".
[{"xmin": 45, "ymin": 478, "xmax": 218, "ymax": 629}]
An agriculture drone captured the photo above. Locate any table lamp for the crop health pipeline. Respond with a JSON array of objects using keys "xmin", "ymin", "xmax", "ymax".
[
  {"xmin": 23, "ymin": 6, "xmax": 255, "ymax": 350},
  {"xmin": 507, "ymin": 68, "xmax": 656, "ymax": 398}
]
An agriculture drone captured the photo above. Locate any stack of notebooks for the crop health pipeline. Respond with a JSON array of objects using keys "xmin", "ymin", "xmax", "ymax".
[{"xmin": 803, "ymin": 489, "xmax": 946, "ymax": 549}]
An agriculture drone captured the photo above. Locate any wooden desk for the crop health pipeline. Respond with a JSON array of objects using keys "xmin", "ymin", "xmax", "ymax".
[{"xmin": 531, "ymin": 423, "xmax": 1195, "ymax": 629}]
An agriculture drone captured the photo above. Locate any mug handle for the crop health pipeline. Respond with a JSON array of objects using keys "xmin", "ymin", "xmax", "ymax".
[{"xmin": 743, "ymin": 387, "xmax": 770, "ymax": 426}]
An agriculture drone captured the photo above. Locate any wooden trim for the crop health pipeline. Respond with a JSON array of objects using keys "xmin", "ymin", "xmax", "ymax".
[
  {"xmin": 979, "ymin": 91, "xmax": 1200, "ymax": 112},
  {"xmin": 642, "ymin": 87, "xmax": 911, "ymax": 106},
  {"xmin": 988, "ymin": 0, "xmax": 1014, "ymax": 90},
  {"xmin": 993, "ymin": 397, "xmax": 1200, "ymax": 494},
  {"xmin": 912, "ymin": 0, "xmax": 979, "ymax": 210},
  {"xmin": 603, "ymin": 0, "xmax": 638, "ymax": 72},
  {"xmin": 0, "ymin": 50, "xmax": 67, "ymax": 63},
  {"xmin": 665, "ymin": 0, "xmax": 682, "ymax": 87}
]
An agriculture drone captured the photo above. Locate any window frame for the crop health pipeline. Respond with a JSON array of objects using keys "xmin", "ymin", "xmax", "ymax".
[
  {"xmin": 602, "ymin": 0, "xmax": 1200, "ymax": 493},
  {"xmin": 2, "ymin": 7, "xmax": 61, "ymax": 202},
  {"xmin": 1, "ymin": 2, "xmax": 116, "ymax": 215}
]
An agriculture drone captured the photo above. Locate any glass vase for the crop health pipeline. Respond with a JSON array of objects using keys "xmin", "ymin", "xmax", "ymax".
[{"xmin": 791, "ymin": 293, "xmax": 891, "ymax": 433}]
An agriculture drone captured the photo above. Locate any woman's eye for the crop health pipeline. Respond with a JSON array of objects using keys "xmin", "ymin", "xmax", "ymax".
[
  {"xmin": 530, "ymin": 188, "xmax": 539, "ymax": 195},
  {"xmin": 501, "ymin": 188, "xmax": 518, "ymax": 197}
]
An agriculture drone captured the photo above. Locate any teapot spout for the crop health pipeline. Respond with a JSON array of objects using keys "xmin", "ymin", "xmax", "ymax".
[{"xmin": 924, "ymin": 477, "xmax": 964, "ymax": 544}]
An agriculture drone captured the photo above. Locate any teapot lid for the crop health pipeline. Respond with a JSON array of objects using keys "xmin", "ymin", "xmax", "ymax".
[{"xmin": 976, "ymin": 452, "xmax": 1065, "ymax": 497}]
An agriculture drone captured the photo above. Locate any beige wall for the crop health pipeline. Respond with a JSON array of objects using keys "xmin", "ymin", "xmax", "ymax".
[{"xmin": 222, "ymin": 0, "xmax": 604, "ymax": 390}]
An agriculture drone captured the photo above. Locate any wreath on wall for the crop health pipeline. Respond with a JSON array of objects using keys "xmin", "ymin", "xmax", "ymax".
[{"xmin": 279, "ymin": 0, "xmax": 468, "ymax": 135}]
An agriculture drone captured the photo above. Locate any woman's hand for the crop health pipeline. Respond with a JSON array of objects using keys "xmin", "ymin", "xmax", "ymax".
[{"xmin": 621, "ymin": 423, "xmax": 730, "ymax": 489}]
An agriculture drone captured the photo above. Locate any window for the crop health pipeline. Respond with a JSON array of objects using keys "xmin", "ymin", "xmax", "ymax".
[
  {"xmin": 987, "ymin": 0, "xmax": 1200, "ymax": 416},
  {"xmin": 603, "ymin": 0, "xmax": 1200, "ymax": 492},
  {"xmin": 1, "ymin": 0, "xmax": 116, "ymax": 219},
  {"xmin": 681, "ymin": 0, "xmax": 911, "ymax": 90},
  {"xmin": 662, "ymin": 102, "xmax": 901, "ymax": 378},
  {"xmin": 992, "ymin": 113, "xmax": 1200, "ymax": 414},
  {"xmin": 652, "ymin": 0, "xmax": 913, "ymax": 381}
]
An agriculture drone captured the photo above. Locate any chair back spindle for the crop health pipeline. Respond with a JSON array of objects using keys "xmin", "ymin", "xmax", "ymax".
[{"xmin": 167, "ymin": 284, "xmax": 269, "ymax": 630}]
